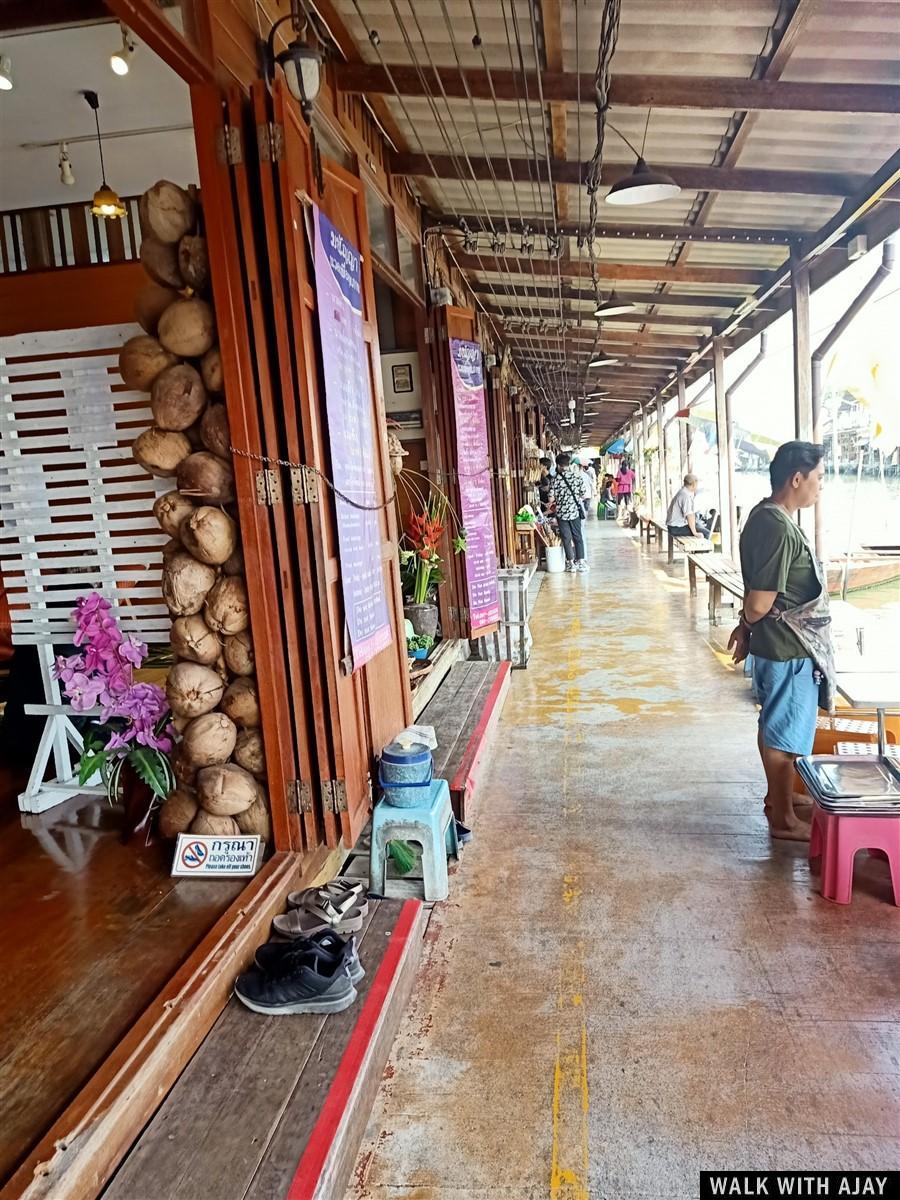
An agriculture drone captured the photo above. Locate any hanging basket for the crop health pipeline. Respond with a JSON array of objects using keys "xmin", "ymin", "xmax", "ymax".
[{"xmin": 387, "ymin": 431, "xmax": 408, "ymax": 478}]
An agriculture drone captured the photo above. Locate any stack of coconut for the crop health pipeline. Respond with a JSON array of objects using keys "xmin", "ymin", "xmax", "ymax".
[{"xmin": 120, "ymin": 179, "xmax": 270, "ymax": 845}]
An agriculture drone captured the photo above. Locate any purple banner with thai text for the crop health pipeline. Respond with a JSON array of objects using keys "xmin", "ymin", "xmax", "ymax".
[
  {"xmin": 450, "ymin": 338, "xmax": 500, "ymax": 632},
  {"xmin": 313, "ymin": 206, "xmax": 392, "ymax": 669}
]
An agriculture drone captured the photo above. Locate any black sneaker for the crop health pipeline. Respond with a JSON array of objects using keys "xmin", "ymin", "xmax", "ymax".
[
  {"xmin": 234, "ymin": 952, "xmax": 357, "ymax": 1015},
  {"xmin": 254, "ymin": 931, "xmax": 364, "ymax": 985}
]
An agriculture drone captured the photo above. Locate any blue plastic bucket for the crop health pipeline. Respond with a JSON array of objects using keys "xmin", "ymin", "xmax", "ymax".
[{"xmin": 378, "ymin": 741, "xmax": 433, "ymax": 808}]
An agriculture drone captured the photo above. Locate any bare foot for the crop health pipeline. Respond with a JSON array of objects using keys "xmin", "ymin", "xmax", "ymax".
[
  {"xmin": 768, "ymin": 816, "xmax": 811, "ymax": 842},
  {"xmin": 765, "ymin": 799, "xmax": 813, "ymax": 822}
]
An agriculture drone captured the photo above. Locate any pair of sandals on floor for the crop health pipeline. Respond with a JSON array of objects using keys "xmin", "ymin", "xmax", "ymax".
[{"xmin": 273, "ymin": 877, "xmax": 368, "ymax": 938}]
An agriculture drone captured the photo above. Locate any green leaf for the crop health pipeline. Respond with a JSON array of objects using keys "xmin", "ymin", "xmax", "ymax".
[
  {"xmin": 128, "ymin": 748, "xmax": 171, "ymax": 799},
  {"xmin": 78, "ymin": 750, "xmax": 107, "ymax": 786}
]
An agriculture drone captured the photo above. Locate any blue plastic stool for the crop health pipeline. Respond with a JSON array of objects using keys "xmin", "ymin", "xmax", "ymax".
[{"xmin": 369, "ymin": 778, "xmax": 458, "ymax": 901}]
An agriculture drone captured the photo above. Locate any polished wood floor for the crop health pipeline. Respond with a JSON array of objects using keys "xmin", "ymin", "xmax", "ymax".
[{"xmin": 0, "ymin": 774, "xmax": 245, "ymax": 1184}]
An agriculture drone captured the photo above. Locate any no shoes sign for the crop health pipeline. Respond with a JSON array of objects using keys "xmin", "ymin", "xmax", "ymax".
[{"xmin": 172, "ymin": 834, "xmax": 263, "ymax": 878}]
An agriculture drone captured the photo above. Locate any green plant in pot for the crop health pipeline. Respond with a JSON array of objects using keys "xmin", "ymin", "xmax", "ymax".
[
  {"xmin": 407, "ymin": 633, "xmax": 434, "ymax": 660},
  {"xmin": 399, "ymin": 491, "xmax": 466, "ymax": 639}
]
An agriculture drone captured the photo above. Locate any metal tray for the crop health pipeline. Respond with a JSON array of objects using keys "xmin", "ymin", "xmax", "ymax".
[{"xmin": 796, "ymin": 754, "xmax": 900, "ymax": 802}]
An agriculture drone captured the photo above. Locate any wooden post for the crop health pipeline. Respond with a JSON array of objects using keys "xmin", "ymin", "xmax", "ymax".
[
  {"xmin": 656, "ymin": 395, "xmax": 669, "ymax": 519},
  {"xmin": 641, "ymin": 404, "xmax": 651, "ymax": 513},
  {"xmin": 712, "ymin": 335, "xmax": 733, "ymax": 558},
  {"xmin": 677, "ymin": 375, "xmax": 691, "ymax": 476},
  {"xmin": 791, "ymin": 246, "xmax": 812, "ymax": 442}
]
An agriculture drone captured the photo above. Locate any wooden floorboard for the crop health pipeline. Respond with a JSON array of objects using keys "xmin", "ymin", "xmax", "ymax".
[
  {"xmin": 423, "ymin": 662, "xmax": 501, "ymax": 782},
  {"xmin": 103, "ymin": 902, "xmax": 402, "ymax": 1200},
  {"xmin": 0, "ymin": 801, "xmax": 242, "ymax": 1185}
]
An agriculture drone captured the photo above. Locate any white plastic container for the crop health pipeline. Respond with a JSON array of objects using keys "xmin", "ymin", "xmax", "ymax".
[{"xmin": 545, "ymin": 544, "xmax": 565, "ymax": 573}]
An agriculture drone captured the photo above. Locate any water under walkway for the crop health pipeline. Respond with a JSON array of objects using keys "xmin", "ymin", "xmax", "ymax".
[{"xmin": 349, "ymin": 521, "xmax": 900, "ymax": 1199}]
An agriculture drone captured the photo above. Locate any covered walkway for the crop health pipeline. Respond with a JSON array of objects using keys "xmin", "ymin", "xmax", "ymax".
[{"xmin": 349, "ymin": 522, "xmax": 900, "ymax": 1199}]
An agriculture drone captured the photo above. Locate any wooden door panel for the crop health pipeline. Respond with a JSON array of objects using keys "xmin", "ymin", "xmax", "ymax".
[{"xmin": 190, "ymin": 84, "xmax": 308, "ymax": 852}]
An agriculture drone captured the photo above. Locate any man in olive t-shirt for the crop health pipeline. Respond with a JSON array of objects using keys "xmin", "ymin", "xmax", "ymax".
[{"xmin": 729, "ymin": 441, "xmax": 825, "ymax": 842}]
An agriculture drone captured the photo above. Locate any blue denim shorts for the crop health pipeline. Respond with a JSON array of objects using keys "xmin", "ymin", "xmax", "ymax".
[{"xmin": 751, "ymin": 656, "xmax": 818, "ymax": 756}]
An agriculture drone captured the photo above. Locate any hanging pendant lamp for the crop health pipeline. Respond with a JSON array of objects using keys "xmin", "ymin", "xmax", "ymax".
[
  {"xmin": 605, "ymin": 157, "xmax": 681, "ymax": 206},
  {"xmin": 594, "ymin": 290, "xmax": 635, "ymax": 318},
  {"xmin": 82, "ymin": 90, "xmax": 126, "ymax": 219}
]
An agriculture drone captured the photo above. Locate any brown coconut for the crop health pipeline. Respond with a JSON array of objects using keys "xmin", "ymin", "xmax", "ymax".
[
  {"xmin": 172, "ymin": 748, "xmax": 198, "ymax": 787},
  {"xmin": 158, "ymin": 298, "xmax": 216, "ymax": 358},
  {"xmin": 181, "ymin": 711, "xmax": 237, "ymax": 768},
  {"xmin": 197, "ymin": 762, "xmax": 256, "ymax": 816},
  {"xmin": 135, "ymin": 282, "xmax": 179, "ymax": 335},
  {"xmin": 221, "ymin": 676, "xmax": 260, "ymax": 729},
  {"xmin": 177, "ymin": 452, "xmax": 234, "ymax": 504},
  {"xmin": 140, "ymin": 235, "xmax": 183, "ymax": 289},
  {"xmin": 204, "ymin": 575, "xmax": 249, "ymax": 636},
  {"xmin": 200, "ymin": 345, "xmax": 223, "ymax": 393},
  {"xmin": 178, "ymin": 234, "xmax": 209, "ymax": 290},
  {"xmin": 198, "ymin": 402, "xmax": 230, "ymax": 459},
  {"xmin": 166, "ymin": 661, "xmax": 225, "ymax": 720},
  {"xmin": 153, "ymin": 490, "xmax": 194, "ymax": 538},
  {"xmin": 213, "ymin": 652, "xmax": 229, "ymax": 683},
  {"xmin": 222, "ymin": 544, "xmax": 244, "ymax": 577},
  {"xmin": 162, "ymin": 551, "xmax": 217, "ymax": 616},
  {"xmin": 133, "ymin": 427, "xmax": 191, "ymax": 477},
  {"xmin": 223, "ymin": 628, "xmax": 254, "ymax": 676},
  {"xmin": 191, "ymin": 811, "xmax": 240, "ymax": 836},
  {"xmin": 234, "ymin": 728, "xmax": 265, "ymax": 777},
  {"xmin": 162, "ymin": 538, "xmax": 182, "ymax": 566},
  {"xmin": 151, "ymin": 363, "xmax": 208, "ymax": 432},
  {"xmin": 170, "ymin": 613, "xmax": 220, "ymax": 665},
  {"xmin": 159, "ymin": 787, "xmax": 198, "ymax": 838},
  {"xmin": 180, "ymin": 506, "xmax": 236, "ymax": 566},
  {"xmin": 140, "ymin": 180, "xmax": 196, "ymax": 244},
  {"xmin": 235, "ymin": 791, "xmax": 271, "ymax": 840},
  {"xmin": 119, "ymin": 335, "xmax": 178, "ymax": 391}
]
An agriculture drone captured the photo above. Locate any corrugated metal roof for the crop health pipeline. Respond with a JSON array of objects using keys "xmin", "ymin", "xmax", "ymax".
[{"xmin": 338, "ymin": 0, "xmax": 900, "ymax": 420}]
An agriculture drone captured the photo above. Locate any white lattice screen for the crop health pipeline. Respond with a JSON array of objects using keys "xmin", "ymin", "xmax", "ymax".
[
  {"xmin": 0, "ymin": 322, "xmax": 170, "ymax": 813},
  {"xmin": 0, "ymin": 323, "xmax": 170, "ymax": 645}
]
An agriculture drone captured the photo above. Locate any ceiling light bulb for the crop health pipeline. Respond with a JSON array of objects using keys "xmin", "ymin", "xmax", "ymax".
[
  {"xmin": 110, "ymin": 25, "xmax": 135, "ymax": 76},
  {"xmin": 0, "ymin": 55, "xmax": 12, "ymax": 91},
  {"xmin": 58, "ymin": 142, "xmax": 76, "ymax": 186}
]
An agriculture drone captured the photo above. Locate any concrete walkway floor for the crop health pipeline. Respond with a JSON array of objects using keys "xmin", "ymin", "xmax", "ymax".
[{"xmin": 348, "ymin": 523, "xmax": 900, "ymax": 1200}]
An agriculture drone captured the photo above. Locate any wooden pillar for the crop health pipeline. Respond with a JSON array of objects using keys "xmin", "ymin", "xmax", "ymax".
[
  {"xmin": 641, "ymin": 404, "xmax": 651, "ymax": 512},
  {"xmin": 656, "ymin": 395, "xmax": 669, "ymax": 519},
  {"xmin": 791, "ymin": 247, "xmax": 812, "ymax": 443},
  {"xmin": 677, "ymin": 375, "xmax": 690, "ymax": 478},
  {"xmin": 713, "ymin": 335, "xmax": 733, "ymax": 558}
]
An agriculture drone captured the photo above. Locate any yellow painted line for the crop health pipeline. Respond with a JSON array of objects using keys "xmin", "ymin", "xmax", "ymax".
[{"xmin": 550, "ymin": 616, "xmax": 591, "ymax": 1199}]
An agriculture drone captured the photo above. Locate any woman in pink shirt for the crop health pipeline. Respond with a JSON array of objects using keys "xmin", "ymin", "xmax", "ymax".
[{"xmin": 616, "ymin": 462, "xmax": 636, "ymax": 513}]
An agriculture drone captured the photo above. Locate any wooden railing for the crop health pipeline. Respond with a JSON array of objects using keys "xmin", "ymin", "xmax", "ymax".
[{"xmin": 0, "ymin": 196, "xmax": 143, "ymax": 274}]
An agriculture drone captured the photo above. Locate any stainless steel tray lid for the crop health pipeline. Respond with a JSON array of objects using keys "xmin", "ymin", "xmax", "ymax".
[{"xmin": 797, "ymin": 754, "xmax": 900, "ymax": 801}]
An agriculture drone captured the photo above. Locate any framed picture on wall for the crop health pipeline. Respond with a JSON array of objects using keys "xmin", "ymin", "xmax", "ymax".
[{"xmin": 391, "ymin": 363, "xmax": 414, "ymax": 394}]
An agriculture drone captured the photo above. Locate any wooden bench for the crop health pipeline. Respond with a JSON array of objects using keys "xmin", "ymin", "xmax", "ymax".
[
  {"xmin": 419, "ymin": 659, "xmax": 512, "ymax": 821},
  {"xmin": 639, "ymin": 513, "xmax": 665, "ymax": 545},
  {"xmin": 640, "ymin": 512, "xmax": 714, "ymax": 565},
  {"xmin": 686, "ymin": 552, "xmax": 745, "ymax": 625}
]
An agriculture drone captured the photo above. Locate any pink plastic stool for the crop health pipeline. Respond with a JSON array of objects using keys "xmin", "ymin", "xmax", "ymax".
[{"xmin": 809, "ymin": 805, "xmax": 900, "ymax": 905}]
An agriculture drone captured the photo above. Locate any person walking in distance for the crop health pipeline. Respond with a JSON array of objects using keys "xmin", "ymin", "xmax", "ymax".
[
  {"xmin": 551, "ymin": 452, "xmax": 591, "ymax": 573},
  {"xmin": 728, "ymin": 441, "xmax": 833, "ymax": 841},
  {"xmin": 616, "ymin": 459, "xmax": 636, "ymax": 514}
]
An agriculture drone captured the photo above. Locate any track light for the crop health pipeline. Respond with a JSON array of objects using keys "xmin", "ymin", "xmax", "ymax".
[
  {"xmin": 58, "ymin": 142, "xmax": 75, "ymax": 186},
  {"xmin": 594, "ymin": 291, "xmax": 635, "ymax": 318},
  {"xmin": 0, "ymin": 55, "xmax": 12, "ymax": 91},
  {"xmin": 110, "ymin": 25, "xmax": 136, "ymax": 76}
]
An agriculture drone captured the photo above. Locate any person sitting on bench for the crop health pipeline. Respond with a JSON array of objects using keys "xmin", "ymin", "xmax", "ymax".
[{"xmin": 666, "ymin": 473, "xmax": 710, "ymax": 540}]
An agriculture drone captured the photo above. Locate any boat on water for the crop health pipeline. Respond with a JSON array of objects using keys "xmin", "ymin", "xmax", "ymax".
[{"xmin": 826, "ymin": 554, "xmax": 900, "ymax": 595}]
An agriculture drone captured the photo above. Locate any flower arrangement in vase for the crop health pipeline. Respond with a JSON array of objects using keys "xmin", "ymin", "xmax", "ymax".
[{"xmin": 53, "ymin": 593, "xmax": 175, "ymax": 838}]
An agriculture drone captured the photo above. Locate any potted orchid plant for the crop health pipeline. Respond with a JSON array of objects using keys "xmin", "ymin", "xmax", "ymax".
[
  {"xmin": 53, "ymin": 593, "xmax": 175, "ymax": 837},
  {"xmin": 399, "ymin": 492, "xmax": 466, "ymax": 639}
]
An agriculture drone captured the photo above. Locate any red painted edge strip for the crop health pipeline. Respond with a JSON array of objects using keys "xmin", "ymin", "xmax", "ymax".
[
  {"xmin": 450, "ymin": 661, "xmax": 511, "ymax": 795},
  {"xmin": 285, "ymin": 899, "xmax": 422, "ymax": 1200}
]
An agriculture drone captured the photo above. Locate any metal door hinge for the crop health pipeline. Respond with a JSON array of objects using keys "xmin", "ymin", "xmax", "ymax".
[
  {"xmin": 216, "ymin": 124, "xmax": 243, "ymax": 166},
  {"xmin": 257, "ymin": 121, "xmax": 284, "ymax": 163},
  {"xmin": 289, "ymin": 465, "xmax": 319, "ymax": 505},
  {"xmin": 321, "ymin": 779, "xmax": 349, "ymax": 814},
  {"xmin": 288, "ymin": 779, "xmax": 313, "ymax": 814},
  {"xmin": 255, "ymin": 468, "xmax": 282, "ymax": 505},
  {"xmin": 423, "ymin": 327, "xmax": 434, "ymax": 345}
]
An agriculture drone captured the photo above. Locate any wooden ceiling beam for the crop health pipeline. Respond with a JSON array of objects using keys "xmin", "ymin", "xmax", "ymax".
[
  {"xmin": 537, "ymin": 0, "xmax": 568, "ymax": 222},
  {"xmin": 482, "ymin": 304, "xmax": 716, "ymax": 329},
  {"xmin": 338, "ymin": 64, "xmax": 900, "ymax": 115},
  {"xmin": 458, "ymin": 253, "xmax": 769, "ymax": 285},
  {"xmin": 472, "ymin": 283, "xmax": 749, "ymax": 308},
  {"xmin": 0, "ymin": 0, "xmax": 109, "ymax": 31},
  {"xmin": 430, "ymin": 216, "xmax": 795, "ymax": 245}
]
